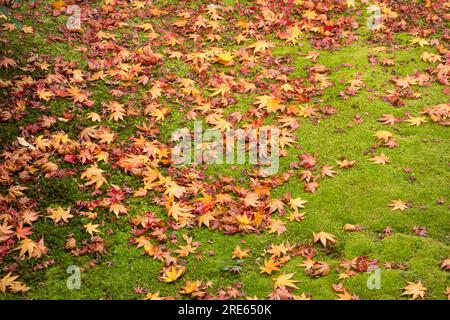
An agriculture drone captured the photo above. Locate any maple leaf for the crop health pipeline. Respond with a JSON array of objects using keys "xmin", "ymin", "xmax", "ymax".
[
  {"xmin": 175, "ymin": 242, "xmax": 197, "ymax": 257},
  {"xmin": 0, "ymin": 273, "xmax": 28, "ymax": 294},
  {"xmin": 336, "ymin": 158, "xmax": 356, "ymax": 169},
  {"xmin": 381, "ymin": 59, "xmax": 395, "ymax": 66},
  {"xmin": 347, "ymin": 79, "xmax": 365, "ymax": 89},
  {"xmin": 267, "ymin": 242, "xmax": 291, "ymax": 258},
  {"xmin": 167, "ymin": 201, "xmax": 194, "ymax": 221},
  {"xmin": 304, "ymin": 181, "xmax": 320, "ymax": 193},
  {"xmin": 51, "ymin": 0, "xmax": 65, "ymax": 10},
  {"xmin": 305, "ymin": 261, "xmax": 330, "ymax": 277},
  {"xmin": 260, "ymin": 258, "xmax": 281, "ymax": 275},
  {"xmin": 254, "ymin": 95, "xmax": 283, "ymax": 113},
  {"xmin": 37, "ymin": 89, "xmax": 53, "ymax": 101},
  {"xmin": 143, "ymin": 291, "xmax": 164, "ymax": 300},
  {"xmin": 273, "ymin": 273, "xmax": 299, "ymax": 290},
  {"xmin": 210, "ymin": 84, "xmax": 231, "ymax": 97},
  {"xmin": 106, "ymin": 101, "xmax": 126, "ymax": 121},
  {"xmin": 303, "ymin": 10, "xmax": 317, "ymax": 20},
  {"xmin": 420, "ymin": 52, "xmax": 441, "ymax": 63},
  {"xmin": 406, "ymin": 116, "xmax": 427, "ymax": 126},
  {"xmin": 0, "ymin": 57, "xmax": 17, "ymax": 69},
  {"xmin": 401, "ymin": 281, "xmax": 427, "ymax": 300},
  {"xmin": 321, "ymin": 165, "xmax": 336, "ymax": 178},
  {"xmin": 313, "ymin": 231, "xmax": 336, "ymax": 247},
  {"xmin": 47, "ymin": 207, "xmax": 73, "ymax": 224},
  {"xmin": 179, "ymin": 280, "xmax": 203, "ymax": 295},
  {"xmin": 0, "ymin": 273, "xmax": 18, "ymax": 293},
  {"xmin": 137, "ymin": 23, "xmax": 154, "ymax": 32},
  {"xmin": 389, "ymin": 199, "xmax": 408, "ymax": 211},
  {"xmin": 0, "ymin": 220, "xmax": 14, "ymax": 242},
  {"xmin": 197, "ymin": 212, "xmax": 215, "ymax": 228},
  {"xmin": 247, "ymin": 40, "xmax": 274, "ymax": 54},
  {"xmin": 293, "ymin": 293, "xmax": 311, "ymax": 300},
  {"xmin": 370, "ymin": 153, "xmax": 390, "ymax": 165},
  {"xmin": 289, "ymin": 197, "xmax": 308, "ymax": 211},
  {"xmin": 232, "ymin": 245, "xmax": 250, "ymax": 259},
  {"xmin": 84, "ymin": 222, "xmax": 100, "ymax": 236},
  {"xmin": 346, "ymin": 0, "xmax": 356, "ymax": 8},
  {"xmin": 67, "ymin": 86, "xmax": 89, "ymax": 103},
  {"xmin": 343, "ymin": 223, "xmax": 364, "ymax": 232},
  {"xmin": 336, "ymin": 289, "xmax": 357, "ymax": 300},
  {"xmin": 3, "ymin": 23, "xmax": 17, "ymax": 32},
  {"xmin": 215, "ymin": 51, "xmax": 235, "ymax": 65},
  {"xmin": 378, "ymin": 114, "xmax": 402, "ymax": 125},
  {"xmin": 374, "ymin": 131, "xmax": 394, "ymax": 142},
  {"xmin": 298, "ymin": 152, "xmax": 317, "ymax": 169},
  {"xmin": 410, "ymin": 38, "xmax": 430, "ymax": 47},
  {"xmin": 109, "ymin": 202, "xmax": 127, "ymax": 217},
  {"xmin": 15, "ymin": 238, "xmax": 38, "ymax": 258},
  {"xmin": 304, "ymin": 51, "xmax": 320, "ymax": 62},
  {"xmin": 160, "ymin": 266, "xmax": 186, "ymax": 283},
  {"xmin": 440, "ymin": 258, "xmax": 450, "ymax": 271},
  {"xmin": 298, "ymin": 259, "xmax": 316, "ymax": 270},
  {"xmin": 267, "ymin": 198, "xmax": 285, "ymax": 214},
  {"xmin": 81, "ymin": 164, "xmax": 107, "ymax": 189},
  {"xmin": 287, "ymin": 211, "xmax": 305, "ymax": 222},
  {"xmin": 243, "ymin": 192, "xmax": 260, "ymax": 207},
  {"xmin": 267, "ymin": 219, "xmax": 287, "ymax": 235},
  {"xmin": 15, "ymin": 223, "xmax": 33, "ymax": 240}
]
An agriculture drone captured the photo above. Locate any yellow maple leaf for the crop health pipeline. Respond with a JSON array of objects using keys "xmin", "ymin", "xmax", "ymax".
[
  {"xmin": 273, "ymin": 273, "xmax": 299, "ymax": 290},
  {"xmin": 47, "ymin": 206, "xmax": 73, "ymax": 224},
  {"xmin": 289, "ymin": 197, "xmax": 308, "ymax": 210},
  {"xmin": 313, "ymin": 231, "xmax": 337, "ymax": 247},
  {"xmin": 247, "ymin": 40, "xmax": 274, "ymax": 54},
  {"xmin": 254, "ymin": 95, "xmax": 283, "ymax": 113},
  {"xmin": 260, "ymin": 258, "xmax": 281, "ymax": 275},
  {"xmin": 370, "ymin": 152, "xmax": 390, "ymax": 165},
  {"xmin": 401, "ymin": 281, "xmax": 427, "ymax": 300},
  {"xmin": 389, "ymin": 199, "xmax": 408, "ymax": 211},
  {"xmin": 161, "ymin": 266, "xmax": 186, "ymax": 282},
  {"xmin": 84, "ymin": 222, "xmax": 100, "ymax": 236},
  {"xmin": 37, "ymin": 89, "xmax": 52, "ymax": 101},
  {"xmin": 232, "ymin": 245, "xmax": 250, "ymax": 259},
  {"xmin": 409, "ymin": 37, "xmax": 430, "ymax": 47}
]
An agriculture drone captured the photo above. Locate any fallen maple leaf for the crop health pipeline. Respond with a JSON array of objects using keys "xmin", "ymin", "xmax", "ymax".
[
  {"xmin": 160, "ymin": 266, "xmax": 186, "ymax": 283},
  {"xmin": 401, "ymin": 281, "xmax": 427, "ymax": 300},
  {"xmin": 313, "ymin": 231, "xmax": 336, "ymax": 247},
  {"xmin": 370, "ymin": 153, "xmax": 390, "ymax": 165},
  {"xmin": 440, "ymin": 258, "xmax": 450, "ymax": 271},
  {"xmin": 336, "ymin": 158, "xmax": 356, "ymax": 169},
  {"xmin": 406, "ymin": 116, "xmax": 427, "ymax": 126},
  {"xmin": 84, "ymin": 222, "xmax": 100, "ymax": 236},
  {"xmin": 247, "ymin": 40, "xmax": 274, "ymax": 54},
  {"xmin": 273, "ymin": 273, "xmax": 299, "ymax": 290},
  {"xmin": 289, "ymin": 197, "xmax": 308, "ymax": 210},
  {"xmin": 47, "ymin": 207, "xmax": 73, "ymax": 224},
  {"xmin": 232, "ymin": 245, "xmax": 250, "ymax": 259},
  {"xmin": 410, "ymin": 37, "xmax": 430, "ymax": 47},
  {"xmin": 260, "ymin": 258, "xmax": 281, "ymax": 275},
  {"xmin": 389, "ymin": 199, "xmax": 408, "ymax": 211},
  {"xmin": 421, "ymin": 52, "xmax": 441, "ymax": 63}
]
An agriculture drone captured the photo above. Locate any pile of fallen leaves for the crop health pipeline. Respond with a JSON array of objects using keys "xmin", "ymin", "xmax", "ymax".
[{"xmin": 0, "ymin": 0, "xmax": 449, "ymax": 299}]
